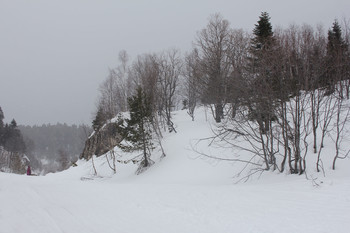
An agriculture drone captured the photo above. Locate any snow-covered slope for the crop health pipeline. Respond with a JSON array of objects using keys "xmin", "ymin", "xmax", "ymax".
[
  {"xmin": 1, "ymin": 107, "xmax": 350, "ymax": 233},
  {"xmin": 76, "ymin": 108, "xmax": 237, "ymax": 185}
]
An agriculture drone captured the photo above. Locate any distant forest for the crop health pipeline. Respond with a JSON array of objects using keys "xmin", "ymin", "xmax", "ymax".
[
  {"xmin": 19, "ymin": 124, "xmax": 91, "ymax": 174},
  {"xmin": 1, "ymin": 104, "xmax": 92, "ymax": 174}
]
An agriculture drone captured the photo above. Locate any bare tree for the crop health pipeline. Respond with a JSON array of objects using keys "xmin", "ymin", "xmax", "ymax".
[
  {"xmin": 58, "ymin": 149, "xmax": 70, "ymax": 171},
  {"xmin": 332, "ymin": 90, "xmax": 350, "ymax": 169},
  {"xmin": 128, "ymin": 54, "xmax": 159, "ymax": 109},
  {"xmin": 156, "ymin": 49, "xmax": 182, "ymax": 132},
  {"xmin": 308, "ymin": 26, "xmax": 327, "ymax": 154},
  {"xmin": 98, "ymin": 70, "xmax": 119, "ymax": 120},
  {"xmin": 184, "ymin": 48, "xmax": 202, "ymax": 121},
  {"xmin": 96, "ymin": 50, "xmax": 130, "ymax": 125},
  {"xmin": 195, "ymin": 13, "xmax": 233, "ymax": 123},
  {"xmin": 342, "ymin": 18, "xmax": 350, "ymax": 98},
  {"xmin": 113, "ymin": 50, "xmax": 130, "ymax": 112},
  {"xmin": 316, "ymin": 94, "xmax": 336, "ymax": 173},
  {"xmin": 227, "ymin": 29, "xmax": 251, "ymax": 118}
]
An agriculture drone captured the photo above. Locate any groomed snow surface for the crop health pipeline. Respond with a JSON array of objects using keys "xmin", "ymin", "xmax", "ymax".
[{"xmin": 1, "ymin": 108, "xmax": 350, "ymax": 233}]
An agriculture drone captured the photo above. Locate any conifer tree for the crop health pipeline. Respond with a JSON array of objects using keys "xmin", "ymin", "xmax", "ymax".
[
  {"xmin": 324, "ymin": 20, "xmax": 349, "ymax": 92},
  {"xmin": 126, "ymin": 87, "xmax": 154, "ymax": 171},
  {"xmin": 251, "ymin": 12, "xmax": 274, "ymax": 50},
  {"xmin": 0, "ymin": 107, "xmax": 4, "ymax": 129},
  {"xmin": 250, "ymin": 12, "xmax": 276, "ymax": 84},
  {"xmin": 4, "ymin": 119, "xmax": 26, "ymax": 153},
  {"xmin": 0, "ymin": 106, "xmax": 4, "ymax": 146},
  {"xmin": 92, "ymin": 106, "xmax": 106, "ymax": 131},
  {"xmin": 328, "ymin": 21, "xmax": 344, "ymax": 53},
  {"xmin": 247, "ymin": 12, "xmax": 277, "ymax": 134}
]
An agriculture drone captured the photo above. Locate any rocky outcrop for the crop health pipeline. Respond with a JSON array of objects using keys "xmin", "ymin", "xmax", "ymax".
[{"xmin": 80, "ymin": 123, "xmax": 123, "ymax": 160}]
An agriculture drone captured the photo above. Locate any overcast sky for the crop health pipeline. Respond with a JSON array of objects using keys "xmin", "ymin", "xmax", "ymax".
[{"xmin": 1, "ymin": 0, "xmax": 349, "ymax": 126}]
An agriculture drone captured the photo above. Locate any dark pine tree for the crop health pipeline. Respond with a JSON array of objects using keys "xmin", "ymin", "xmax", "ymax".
[
  {"xmin": 126, "ymin": 87, "xmax": 154, "ymax": 171},
  {"xmin": 4, "ymin": 119, "xmax": 26, "ymax": 154},
  {"xmin": 323, "ymin": 20, "xmax": 349, "ymax": 93},
  {"xmin": 0, "ymin": 109, "xmax": 27, "ymax": 174},
  {"xmin": 328, "ymin": 21, "xmax": 344, "ymax": 53},
  {"xmin": 92, "ymin": 106, "xmax": 106, "ymax": 131},
  {"xmin": 248, "ymin": 12, "xmax": 277, "ymax": 134},
  {"xmin": 0, "ymin": 106, "xmax": 4, "ymax": 146},
  {"xmin": 0, "ymin": 107, "xmax": 4, "ymax": 128},
  {"xmin": 251, "ymin": 12, "xmax": 274, "ymax": 52}
]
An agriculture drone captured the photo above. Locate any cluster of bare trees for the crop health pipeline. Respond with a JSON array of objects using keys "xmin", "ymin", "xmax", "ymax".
[
  {"xmin": 95, "ymin": 49, "xmax": 182, "ymax": 133},
  {"xmin": 94, "ymin": 51, "xmax": 130, "ymax": 129},
  {"xmin": 183, "ymin": 14, "xmax": 251, "ymax": 123},
  {"xmin": 193, "ymin": 13, "xmax": 350, "ymax": 177},
  {"xmin": 94, "ymin": 12, "xmax": 350, "ymax": 177},
  {"xmin": 93, "ymin": 49, "xmax": 182, "ymax": 174}
]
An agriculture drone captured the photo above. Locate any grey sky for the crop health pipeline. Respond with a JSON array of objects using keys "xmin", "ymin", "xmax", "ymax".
[{"xmin": 1, "ymin": 0, "xmax": 349, "ymax": 125}]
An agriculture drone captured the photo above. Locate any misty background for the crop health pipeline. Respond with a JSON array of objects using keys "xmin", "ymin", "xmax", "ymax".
[
  {"xmin": 18, "ymin": 123, "xmax": 91, "ymax": 174},
  {"xmin": 1, "ymin": 0, "xmax": 349, "ymax": 126}
]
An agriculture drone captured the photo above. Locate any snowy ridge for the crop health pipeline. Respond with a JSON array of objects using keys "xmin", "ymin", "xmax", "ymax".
[
  {"xmin": 0, "ymin": 107, "xmax": 350, "ymax": 233},
  {"xmin": 77, "ymin": 107, "xmax": 239, "ymax": 185},
  {"xmin": 78, "ymin": 105, "xmax": 350, "ymax": 185}
]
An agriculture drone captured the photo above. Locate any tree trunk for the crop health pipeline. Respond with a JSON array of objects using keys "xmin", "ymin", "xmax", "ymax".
[
  {"xmin": 311, "ymin": 92, "xmax": 318, "ymax": 153},
  {"xmin": 215, "ymin": 104, "xmax": 223, "ymax": 123},
  {"xmin": 280, "ymin": 102, "xmax": 288, "ymax": 173}
]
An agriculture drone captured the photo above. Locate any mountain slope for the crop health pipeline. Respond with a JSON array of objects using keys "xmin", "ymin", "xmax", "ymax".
[{"xmin": 1, "ymin": 107, "xmax": 350, "ymax": 233}]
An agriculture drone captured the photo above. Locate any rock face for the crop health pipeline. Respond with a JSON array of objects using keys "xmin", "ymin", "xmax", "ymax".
[{"xmin": 80, "ymin": 123, "xmax": 123, "ymax": 161}]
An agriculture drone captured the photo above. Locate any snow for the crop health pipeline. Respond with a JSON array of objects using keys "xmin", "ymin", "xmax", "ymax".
[{"xmin": 1, "ymin": 107, "xmax": 350, "ymax": 233}]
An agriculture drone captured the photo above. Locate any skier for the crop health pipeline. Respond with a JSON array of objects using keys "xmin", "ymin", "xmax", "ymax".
[{"xmin": 27, "ymin": 166, "xmax": 31, "ymax": 176}]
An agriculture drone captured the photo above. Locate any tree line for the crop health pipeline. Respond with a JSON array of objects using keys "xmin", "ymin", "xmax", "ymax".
[
  {"xmin": 193, "ymin": 13, "xmax": 350, "ymax": 177},
  {"xmin": 92, "ymin": 12, "xmax": 350, "ymax": 176},
  {"xmin": 19, "ymin": 123, "xmax": 91, "ymax": 174},
  {"xmin": 0, "ymin": 106, "xmax": 27, "ymax": 173},
  {"xmin": 0, "ymin": 105, "xmax": 91, "ymax": 174}
]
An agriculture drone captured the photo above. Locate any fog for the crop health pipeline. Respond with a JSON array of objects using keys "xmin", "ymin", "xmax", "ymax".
[{"xmin": 1, "ymin": 0, "xmax": 349, "ymax": 125}]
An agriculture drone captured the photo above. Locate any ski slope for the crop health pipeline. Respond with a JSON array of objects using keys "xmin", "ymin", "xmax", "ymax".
[{"xmin": 1, "ymin": 108, "xmax": 350, "ymax": 233}]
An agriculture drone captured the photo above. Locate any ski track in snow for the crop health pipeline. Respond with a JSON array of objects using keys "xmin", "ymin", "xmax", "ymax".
[
  {"xmin": 1, "ymin": 175, "xmax": 350, "ymax": 233},
  {"xmin": 1, "ymin": 108, "xmax": 350, "ymax": 233}
]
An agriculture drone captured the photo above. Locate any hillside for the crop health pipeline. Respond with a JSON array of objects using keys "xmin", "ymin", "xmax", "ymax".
[{"xmin": 1, "ymin": 107, "xmax": 350, "ymax": 233}]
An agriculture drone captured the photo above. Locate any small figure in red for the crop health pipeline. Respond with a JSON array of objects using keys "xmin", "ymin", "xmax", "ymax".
[{"xmin": 27, "ymin": 166, "xmax": 31, "ymax": 176}]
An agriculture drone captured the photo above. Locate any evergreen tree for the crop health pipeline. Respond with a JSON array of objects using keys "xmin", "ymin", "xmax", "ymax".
[
  {"xmin": 126, "ymin": 87, "xmax": 154, "ymax": 171},
  {"xmin": 323, "ymin": 20, "xmax": 349, "ymax": 91},
  {"xmin": 0, "ymin": 106, "xmax": 4, "ymax": 129},
  {"xmin": 0, "ymin": 106, "xmax": 4, "ymax": 146},
  {"xmin": 0, "ymin": 117, "xmax": 26, "ymax": 173},
  {"xmin": 247, "ymin": 12, "xmax": 278, "ymax": 134},
  {"xmin": 10, "ymin": 119, "xmax": 17, "ymax": 128},
  {"xmin": 4, "ymin": 119, "xmax": 26, "ymax": 153},
  {"xmin": 251, "ymin": 12, "xmax": 274, "ymax": 51},
  {"xmin": 249, "ymin": 12, "xmax": 276, "ymax": 79},
  {"xmin": 92, "ymin": 106, "xmax": 106, "ymax": 131},
  {"xmin": 327, "ymin": 21, "xmax": 344, "ymax": 53}
]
